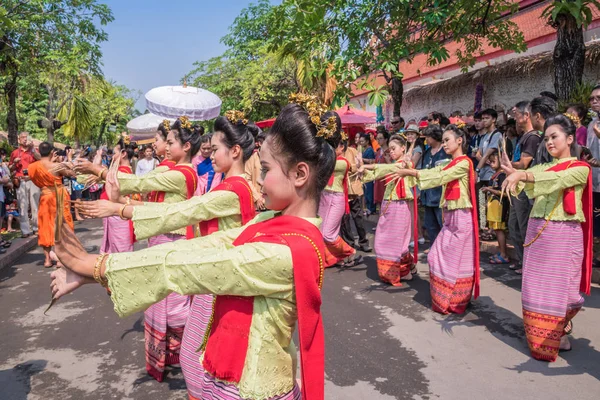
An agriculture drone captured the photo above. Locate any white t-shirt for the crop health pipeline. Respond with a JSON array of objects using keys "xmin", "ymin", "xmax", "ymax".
[{"xmin": 135, "ymin": 158, "xmax": 157, "ymax": 176}]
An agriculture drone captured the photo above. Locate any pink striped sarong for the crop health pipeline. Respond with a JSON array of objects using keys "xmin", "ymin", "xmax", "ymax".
[
  {"xmin": 427, "ymin": 208, "xmax": 475, "ymax": 314},
  {"xmin": 144, "ymin": 233, "xmax": 191, "ymax": 382},
  {"xmin": 100, "ymin": 216, "xmax": 133, "ymax": 254},
  {"xmin": 319, "ymin": 190, "xmax": 355, "ymax": 266},
  {"xmin": 374, "ymin": 200, "xmax": 413, "ymax": 286},
  {"xmin": 190, "ymin": 372, "xmax": 302, "ymax": 400},
  {"xmin": 180, "ymin": 294, "xmax": 213, "ymax": 398},
  {"xmin": 522, "ymin": 219, "xmax": 584, "ymax": 362}
]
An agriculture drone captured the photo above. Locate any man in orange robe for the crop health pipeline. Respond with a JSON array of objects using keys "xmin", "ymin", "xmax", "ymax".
[{"xmin": 28, "ymin": 142, "xmax": 74, "ymax": 267}]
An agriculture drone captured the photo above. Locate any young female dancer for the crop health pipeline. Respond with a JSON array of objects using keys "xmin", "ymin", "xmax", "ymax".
[
  {"xmin": 78, "ymin": 111, "xmax": 257, "ymax": 398},
  {"xmin": 501, "ymin": 114, "xmax": 592, "ymax": 361},
  {"xmin": 395, "ymin": 125, "xmax": 480, "ymax": 314},
  {"xmin": 359, "ymin": 134, "xmax": 417, "ymax": 286},
  {"xmin": 50, "ymin": 101, "xmax": 336, "ymax": 400},
  {"xmin": 317, "ymin": 111, "xmax": 357, "ymax": 267},
  {"xmin": 77, "ymin": 117, "xmax": 201, "ymax": 382}
]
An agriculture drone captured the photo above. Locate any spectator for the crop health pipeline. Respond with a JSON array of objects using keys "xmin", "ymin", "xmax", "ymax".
[
  {"xmin": 566, "ymin": 103, "xmax": 588, "ymax": 146},
  {"xmin": 428, "ymin": 111, "xmax": 445, "ymax": 126},
  {"xmin": 419, "ymin": 125, "xmax": 450, "ymax": 244},
  {"xmin": 193, "ymin": 133, "xmax": 222, "ymax": 196},
  {"xmin": 359, "ymin": 133, "xmax": 377, "ymax": 214},
  {"xmin": 529, "ymin": 96, "xmax": 557, "ymax": 166},
  {"xmin": 389, "ymin": 116, "xmax": 405, "ymax": 133},
  {"xmin": 9, "ymin": 132, "xmax": 40, "ymax": 238},
  {"xmin": 374, "ymin": 130, "xmax": 391, "ymax": 210},
  {"xmin": 135, "ymin": 145, "xmax": 158, "ymax": 176},
  {"xmin": 0, "ymin": 149, "xmax": 11, "ymax": 252},
  {"xmin": 340, "ymin": 140, "xmax": 372, "ymax": 252},
  {"xmin": 506, "ymin": 100, "xmax": 542, "ymax": 274},
  {"xmin": 586, "ymin": 84, "xmax": 600, "ymax": 256}
]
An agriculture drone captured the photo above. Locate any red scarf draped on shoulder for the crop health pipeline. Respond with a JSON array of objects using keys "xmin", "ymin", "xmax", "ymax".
[
  {"xmin": 169, "ymin": 164, "xmax": 199, "ymax": 239},
  {"xmin": 442, "ymin": 155, "xmax": 480, "ymax": 299},
  {"xmin": 547, "ymin": 160, "xmax": 593, "ymax": 295},
  {"xmin": 202, "ymin": 215, "xmax": 325, "ymax": 400},
  {"xmin": 199, "ymin": 176, "xmax": 256, "ymax": 236},
  {"xmin": 327, "ymin": 156, "xmax": 350, "ymax": 214},
  {"xmin": 149, "ymin": 159, "xmax": 176, "ymax": 202},
  {"xmin": 100, "ymin": 166, "xmax": 139, "ymax": 243},
  {"xmin": 383, "ymin": 163, "xmax": 419, "ymax": 260}
]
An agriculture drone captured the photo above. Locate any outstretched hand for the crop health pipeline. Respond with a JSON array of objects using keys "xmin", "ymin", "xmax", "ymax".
[
  {"xmin": 76, "ymin": 200, "xmax": 120, "ymax": 219},
  {"xmin": 50, "ymin": 262, "xmax": 93, "ymax": 301},
  {"xmin": 501, "ymin": 171, "xmax": 524, "ymax": 197},
  {"xmin": 500, "ymin": 150, "xmax": 515, "ymax": 175},
  {"xmin": 105, "ymin": 169, "xmax": 121, "ymax": 202}
]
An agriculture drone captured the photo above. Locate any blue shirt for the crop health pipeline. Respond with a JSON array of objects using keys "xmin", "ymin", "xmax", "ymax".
[{"xmin": 419, "ymin": 146, "xmax": 450, "ymax": 207}]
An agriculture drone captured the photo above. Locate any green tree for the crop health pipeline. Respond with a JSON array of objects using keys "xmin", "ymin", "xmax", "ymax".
[
  {"xmin": 542, "ymin": 0, "xmax": 600, "ymax": 102},
  {"xmin": 269, "ymin": 0, "xmax": 528, "ymax": 117},
  {"xmin": 0, "ymin": 0, "xmax": 113, "ymax": 145}
]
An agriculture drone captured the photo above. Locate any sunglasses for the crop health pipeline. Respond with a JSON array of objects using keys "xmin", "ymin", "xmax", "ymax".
[
  {"xmin": 590, "ymin": 96, "xmax": 600, "ymax": 103},
  {"xmin": 391, "ymin": 120, "xmax": 400, "ymax": 124}
]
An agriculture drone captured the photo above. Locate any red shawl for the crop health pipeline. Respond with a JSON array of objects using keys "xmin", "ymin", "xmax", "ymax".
[
  {"xmin": 199, "ymin": 176, "xmax": 256, "ymax": 237},
  {"xmin": 149, "ymin": 159, "xmax": 176, "ymax": 202},
  {"xmin": 327, "ymin": 157, "xmax": 350, "ymax": 214},
  {"xmin": 546, "ymin": 160, "xmax": 593, "ymax": 295},
  {"xmin": 442, "ymin": 156, "xmax": 480, "ymax": 299},
  {"xmin": 202, "ymin": 215, "xmax": 325, "ymax": 400},
  {"xmin": 168, "ymin": 165, "xmax": 199, "ymax": 239}
]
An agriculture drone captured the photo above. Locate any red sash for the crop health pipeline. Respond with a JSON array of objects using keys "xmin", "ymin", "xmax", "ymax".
[
  {"xmin": 169, "ymin": 165, "xmax": 199, "ymax": 239},
  {"xmin": 149, "ymin": 160, "xmax": 176, "ymax": 202},
  {"xmin": 99, "ymin": 166, "xmax": 138, "ymax": 243},
  {"xmin": 202, "ymin": 216, "xmax": 325, "ymax": 400},
  {"xmin": 546, "ymin": 160, "xmax": 593, "ymax": 295},
  {"xmin": 442, "ymin": 155, "xmax": 480, "ymax": 298},
  {"xmin": 327, "ymin": 157, "xmax": 350, "ymax": 214},
  {"xmin": 199, "ymin": 176, "xmax": 256, "ymax": 237}
]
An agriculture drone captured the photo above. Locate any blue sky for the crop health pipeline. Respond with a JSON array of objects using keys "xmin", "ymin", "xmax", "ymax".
[{"xmin": 99, "ymin": 0, "xmax": 274, "ymax": 110}]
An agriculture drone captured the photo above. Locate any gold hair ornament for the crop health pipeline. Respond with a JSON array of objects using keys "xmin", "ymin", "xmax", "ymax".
[
  {"xmin": 162, "ymin": 119, "xmax": 171, "ymax": 131},
  {"xmin": 289, "ymin": 93, "xmax": 337, "ymax": 139},
  {"xmin": 179, "ymin": 116, "xmax": 192, "ymax": 130},
  {"xmin": 121, "ymin": 132, "xmax": 131, "ymax": 145},
  {"xmin": 225, "ymin": 110, "xmax": 248, "ymax": 125},
  {"xmin": 563, "ymin": 112, "xmax": 580, "ymax": 125},
  {"xmin": 455, "ymin": 121, "xmax": 466, "ymax": 129},
  {"xmin": 340, "ymin": 130, "xmax": 348, "ymax": 141}
]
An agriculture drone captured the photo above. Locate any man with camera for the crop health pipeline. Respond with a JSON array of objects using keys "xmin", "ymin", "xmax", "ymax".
[{"xmin": 9, "ymin": 132, "xmax": 41, "ymax": 238}]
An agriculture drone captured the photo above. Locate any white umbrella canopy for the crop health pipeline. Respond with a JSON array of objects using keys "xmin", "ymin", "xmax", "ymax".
[
  {"xmin": 145, "ymin": 85, "xmax": 222, "ymax": 120},
  {"xmin": 126, "ymin": 113, "xmax": 174, "ymax": 142}
]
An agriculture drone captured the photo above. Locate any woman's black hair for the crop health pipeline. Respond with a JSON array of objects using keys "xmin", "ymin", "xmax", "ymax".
[
  {"xmin": 376, "ymin": 130, "xmax": 390, "ymax": 144},
  {"xmin": 322, "ymin": 110, "xmax": 343, "ymax": 149},
  {"xmin": 157, "ymin": 121, "xmax": 170, "ymax": 140},
  {"xmin": 170, "ymin": 118, "xmax": 202, "ymax": 156},
  {"xmin": 267, "ymin": 104, "xmax": 337, "ymax": 198},
  {"xmin": 567, "ymin": 103, "xmax": 587, "ymax": 120},
  {"xmin": 213, "ymin": 116, "xmax": 256, "ymax": 162},
  {"xmin": 200, "ymin": 133, "xmax": 212, "ymax": 145},
  {"xmin": 444, "ymin": 124, "xmax": 469, "ymax": 154},
  {"xmin": 388, "ymin": 134, "xmax": 407, "ymax": 147},
  {"xmin": 424, "ymin": 125, "xmax": 443, "ymax": 142},
  {"xmin": 115, "ymin": 138, "xmax": 135, "ymax": 160},
  {"xmin": 360, "ymin": 133, "xmax": 372, "ymax": 146}
]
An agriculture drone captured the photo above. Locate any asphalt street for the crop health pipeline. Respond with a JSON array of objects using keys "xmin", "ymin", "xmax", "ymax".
[{"xmin": 1, "ymin": 218, "xmax": 599, "ymax": 400}]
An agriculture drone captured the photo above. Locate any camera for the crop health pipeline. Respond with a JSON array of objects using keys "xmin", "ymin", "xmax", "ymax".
[{"xmin": 23, "ymin": 169, "xmax": 28, "ymax": 176}]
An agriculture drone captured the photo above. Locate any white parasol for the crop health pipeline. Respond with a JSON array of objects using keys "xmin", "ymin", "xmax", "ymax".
[
  {"xmin": 145, "ymin": 85, "xmax": 222, "ymax": 120},
  {"xmin": 126, "ymin": 113, "xmax": 174, "ymax": 142}
]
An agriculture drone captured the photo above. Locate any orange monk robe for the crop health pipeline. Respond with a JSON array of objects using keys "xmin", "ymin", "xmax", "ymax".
[{"xmin": 28, "ymin": 161, "xmax": 74, "ymax": 247}]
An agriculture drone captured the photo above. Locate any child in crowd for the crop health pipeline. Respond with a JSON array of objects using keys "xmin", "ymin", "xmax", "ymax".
[
  {"xmin": 6, "ymin": 199, "xmax": 19, "ymax": 232},
  {"xmin": 482, "ymin": 150, "xmax": 510, "ymax": 264}
]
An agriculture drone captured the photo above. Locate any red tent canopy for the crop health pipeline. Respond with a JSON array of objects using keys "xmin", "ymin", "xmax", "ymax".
[
  {"xmin": 334, "ymin": 105, "xmax": 377, "ymax": 125},
  {"xmin": 256, "ymin": 118, "xmax": 276, "ymax": 128}
]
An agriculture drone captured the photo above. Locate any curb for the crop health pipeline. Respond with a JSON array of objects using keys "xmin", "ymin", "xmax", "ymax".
[{"xmin": 0, "ymin": 236, "xmax": 38, "ymax": 272}]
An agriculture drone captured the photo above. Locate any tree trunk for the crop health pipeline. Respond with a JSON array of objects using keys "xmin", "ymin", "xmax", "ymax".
[
  {"xmin": 553, "ymin": 12, "xmax": 585, "ymax": 102},
  {"xmin": 391, "ymin": 76, "xmax": 403, "ymax": 117},
  {"xmin": 46, "ymin": 126, "xmax": 54, "ymax": 144},
  {"xmin": 5, "ymin": 75, "xmax": 19, "ymax": 147}
]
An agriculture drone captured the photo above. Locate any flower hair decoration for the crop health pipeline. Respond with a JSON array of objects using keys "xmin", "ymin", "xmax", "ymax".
[
  {"xmin": 179, "ymin": 116, "xmax": 192, "ymax": 130},
  {"xmin": 225, "ymin": 110, "xmax": 248, "ymax": 125},
  {"xmin": 564, "ymin": 112, "xmax": 581, "ymax": 125},
  {"xmin": 162, "ymin": 119, "xmax": 171, "ymax": 130},
  {"xmin": 121, "ymin": 132, "xmax": 131, "ymax": 145},
  {"xmin": 455, "ymin": 120, "xmax": 466, "ymax": 129},
  {"xmin": 289, "ymin": 93, "xmax": 337, "ymax": 139},
  {"xmin": 340, "ymin": 130, "xmax": 348, "ymax": 141}
]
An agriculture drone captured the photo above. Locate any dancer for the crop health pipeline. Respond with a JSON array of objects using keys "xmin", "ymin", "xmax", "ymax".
[
  {"xmin": 79, "ymin": 111, "xmax": 257, "ymax": 398},
  {"xmin": 28, "ymin": 142, "xmax": 74, "ymax": 268},
  {"xmin": 358, "ymin": 134, "xmax": 417, "ymax": 286},
  {"xmin": 501, "ymin": 114, "xmax": 592, "ymax": 361},
  {"xmin": 395, "ymin": 125, "xmax": 479, "ymax": 314},
  {"xmin": 317, "ymin": 111, "xmax": 357, "ymax": 267},
  {"xmin": 77, "ymin": 118, "xmax": 200, "ymax": 382},
  {"xmin": 51, "ymin": 101, "xmax": 335, "ymax": 400}
]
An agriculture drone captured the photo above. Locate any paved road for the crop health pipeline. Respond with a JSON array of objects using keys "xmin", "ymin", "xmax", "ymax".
[{"xmin": 1, "ymin": 219, "xmax": 599, "ymax": 400}]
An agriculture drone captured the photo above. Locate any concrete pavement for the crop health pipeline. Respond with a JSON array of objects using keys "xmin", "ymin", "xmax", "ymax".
[{"xmin": 1, "ymin": 218, "xmax": 599, "ymax": 400}]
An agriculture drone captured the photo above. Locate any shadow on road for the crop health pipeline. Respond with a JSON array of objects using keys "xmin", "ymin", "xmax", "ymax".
[
  {"xmin": 120, "ymin": 315, "xmax": 144, "ymax": 340},
  {"xmin": 0, "ymin": 360, "xmax": 47, "ymax": 400},
  {"xmin": 133, "ymin": 369, "xmax": 186, "ymax": 391}
]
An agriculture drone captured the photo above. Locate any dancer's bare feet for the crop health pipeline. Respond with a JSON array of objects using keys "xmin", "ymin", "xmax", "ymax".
[{"xmin": 559, "ymin": 335, "xmax": 572, "ymax": 351}]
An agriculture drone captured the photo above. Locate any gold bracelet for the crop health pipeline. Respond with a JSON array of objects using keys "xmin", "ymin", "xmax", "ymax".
[
  {"xmin": 97, "ymin": 167, "xmax": 107, "ymax": 179},
  {"xmin": 118, "ymin": 204, "xmax": 128, "ymax": 220},
  {"xmin": 93, "ymin": 254, "xmax": 109, "ymax": 288},
  {"xmin": 125, "ymin": 196, "xmax": 131, "ymax": 205}
]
